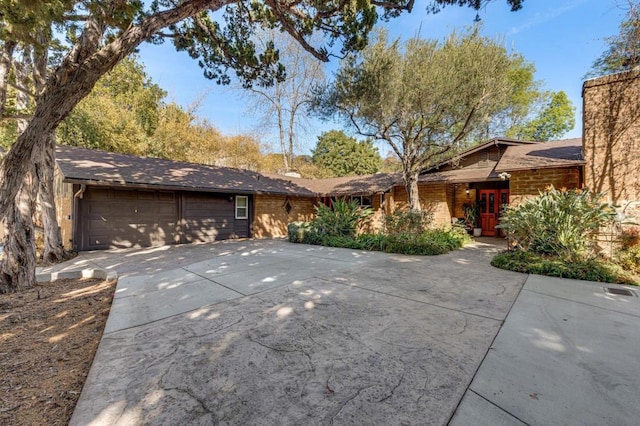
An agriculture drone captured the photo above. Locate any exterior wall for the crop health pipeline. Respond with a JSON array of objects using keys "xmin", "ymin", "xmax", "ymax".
[
  {"xmin": 583, "ymin": 69, "xmax": 640, "ymax": 224},
  {"xmin": 360, "ymin": 193, "xmax": 385, "ymax": 234},
  {"xmin": 509, "ymin": 167, "xmax": 581, "ymax": 206},
  {"xmin": 392, "ymin": 183, "xmax": 453, "ymax": 226},
  {"xmin": 452, "ymin": 185, "xmax": 477, "ymax": 220},
  {"xmin": 54, "ymin": 167, "xmax": 74, "ymax": 250},
  {"xmin": 440, "ymin": 145, "xmax": 504, "ymax": 172},
  {"xmin": 252, "ymin": 195, "xmax": 317, "ymax": 238}
]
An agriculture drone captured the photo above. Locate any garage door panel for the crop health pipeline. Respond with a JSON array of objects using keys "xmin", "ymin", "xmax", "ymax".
[
  {"xmin": 79, "ymin": 188, "xmax": 179, "ymax": 250},
  {"xmin": 78, "ymin": 189, "xmax": 250, "ymax": 250},
  {"xmin": 183, "ymin": 194, "xmax": 245, "ymax": 243}
]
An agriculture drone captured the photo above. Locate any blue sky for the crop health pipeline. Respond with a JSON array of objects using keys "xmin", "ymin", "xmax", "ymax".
[{"xmin": 137, "ymin": 0, "xmax": 625, "ymax": 155}]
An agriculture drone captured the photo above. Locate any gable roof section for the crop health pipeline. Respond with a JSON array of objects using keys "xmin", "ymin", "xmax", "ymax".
[
  {"xmin": 495, "ymin": 138, "xmax": 584, "ymax": 172},
  {"xmin": 56, "ymin": 145, "xmax": 316, "ymax": 197},
  {"xmin": 423, "ymin": 137, "xmax": 539, "ymax": 173}
]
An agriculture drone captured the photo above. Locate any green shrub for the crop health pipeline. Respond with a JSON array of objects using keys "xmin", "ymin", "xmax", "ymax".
[
  {"xmin": 620, "ymin": 228, "xmax": 640, "ymax": 250},
  {"xmin": 314, "ymin": 199, "xmax": 373, "ymax": 238},
  {"xmin": 492, "ymin": 250, "xmax": 636, "ymax": 285},
  {"xmin": 287, "ymin": 221, "xmax": 313, "ymax": 243},
  {"xmin": 498, "ymin": 186, "xmax": 616, "ymax": 259},
  {"xmin": 384, "ymin": 210, "xmax": 433, "ymax": 235},
  {"xmin": 616, "ymin": 245, "xmax": 640, "ymax": 274},
  {"xmin": 289, "ymin": 223, "xmax": 469, "ymax": 256}
]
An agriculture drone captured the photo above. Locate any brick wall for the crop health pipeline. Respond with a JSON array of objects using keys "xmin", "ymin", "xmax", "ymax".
[
  {"xmin": 583, "ymin": 69, "xmax": 640, "ymax": 224},
  {"xmin": 509, "ymin": 168, "xmax": 581, "ymax": 206},
  {"xmin": 392, "ymin": 183, "xmax": 453, "ymax": 226},
  {"xmin": 252, "ymin": 195, "xmax": 316, "ymax": 238}
]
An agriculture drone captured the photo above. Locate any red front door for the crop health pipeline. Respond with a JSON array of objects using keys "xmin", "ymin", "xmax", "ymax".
[{"xmin": 479, "ymin": 189, "xmax": 500, "ymax": 236}]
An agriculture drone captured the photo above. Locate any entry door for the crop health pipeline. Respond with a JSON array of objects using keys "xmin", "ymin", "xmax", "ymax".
[{"xmin": 479, "ymin": 189, "xmax": 500, "ymax": 236}]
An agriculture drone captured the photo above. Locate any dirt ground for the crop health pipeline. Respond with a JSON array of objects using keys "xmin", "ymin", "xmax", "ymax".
[{"xmin": 0, "ymin": 278, "xmax": 116, "ymax": 425}]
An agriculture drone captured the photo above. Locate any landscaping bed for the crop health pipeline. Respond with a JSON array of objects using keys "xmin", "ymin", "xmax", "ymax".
[
  {"xmin": 0, "ymin": 278, "xmax": 116, "ymax": 425},
  {"xmin": 491, "ymin": 250, "xmax": 638, "ymax": 285}
]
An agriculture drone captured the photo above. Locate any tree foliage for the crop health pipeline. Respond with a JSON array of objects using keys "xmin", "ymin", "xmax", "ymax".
[
  {"xmin": 589, "ymin": 0, "xmax": 640, "ymax": 77},
  {"xmin": 507, "ymin": 91, "xmax": 575, "ymax": 141},
  {"xmin": 315, "ymin": 28, "xmax": 520, "ymax": 211},
  {"xmin": 311, "ymin": 130, "xmax": 381, "ymax": 176},
  {"xmin": 0, "ymin": 0, "xmax": 524, "ymax": 290}
]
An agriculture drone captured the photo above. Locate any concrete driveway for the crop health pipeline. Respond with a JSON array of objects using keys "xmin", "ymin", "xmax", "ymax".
[{"xmin": 52, "ymin": 238, "xmax": 526, "ymax": 425}]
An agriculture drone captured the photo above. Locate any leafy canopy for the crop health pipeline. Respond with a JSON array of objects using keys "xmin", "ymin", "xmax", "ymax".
[
  {"xmin": 314, "ymin": 27, "xmax": 521, "ymax": 210},
  {"xmin": 588, "ymin": 1, "xmax": 640, "ymax": 77},
  {"xmin": 311, "ymin": 130, "xmax": 382, "ymax": 176},
  {"xmin": 507, "ymin": 91, "xmax": 575, "ymax": 141}
]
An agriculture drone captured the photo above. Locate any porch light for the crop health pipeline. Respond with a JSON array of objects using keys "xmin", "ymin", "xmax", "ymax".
[{"xmin": 465, "ymin": 189, "xmax": 470, "ymax": 197}]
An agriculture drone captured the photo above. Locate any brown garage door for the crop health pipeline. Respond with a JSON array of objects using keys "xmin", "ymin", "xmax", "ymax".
[
  {"xmin": 78, "ymin": 188, "xmax": 179, "ymax": 250},
  {"xmin": 182, "ymin": 193, "xmax": 249, "ymax": 242}
]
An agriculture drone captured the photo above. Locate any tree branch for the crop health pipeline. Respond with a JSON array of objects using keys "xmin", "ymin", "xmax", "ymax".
[{"xmin": 7, "ymin": 81, "xmax": 36, "ymax": 99}]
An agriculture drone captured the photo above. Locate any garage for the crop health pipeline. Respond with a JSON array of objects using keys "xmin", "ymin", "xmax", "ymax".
[
  {"xmin": 56, "ymin": 145, "xmax": 314, "ymax": 252},
  {"xmin": 77, "ymin": 187, "xmax": 250, "ymax": 251},
  {"xmin": 182, "ymin": 193, "xmax": 249, "ymax": 243}
]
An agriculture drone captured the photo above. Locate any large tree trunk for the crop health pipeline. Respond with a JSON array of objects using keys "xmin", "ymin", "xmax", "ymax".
[
  {"xmin": 0, "ymin": 48, "xmax": 39, "ymax": 293},
  {"xmin": 33, "ymin": 29, "xmax": 66, "ymax": 264},
  {"xmin": 404, "ymin": 171, "xmax": 422, "ymax": 212},
  {"xmin": 0, "ymin": 169, "xmax": 38, "ymax": 293},
  {"xmin": 37, "ymin": 132, "xmax": 65, "ymax": 264},
  {"xmin": 0, "ymin": 0, "xmax": 230, "ymax": 291}
]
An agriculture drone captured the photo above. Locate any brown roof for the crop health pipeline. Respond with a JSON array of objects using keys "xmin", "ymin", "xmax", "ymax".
[
  {"xmin": 419, "ymin": 167, "xmax": 500, "ymax": 184},
  {"xmin": 495, "ymin": 138, "xmax": 584, "ymax": 172},
  {"xmin": 56, "ymin": 145, "xmax": 316, "ymax": 196},
  {"xmin": 424, "ymin": 137, "xmax": 538, "ymax": 172},
  {"xmin": 270, "ymin": 173, "xmax": 400, "ymax": 196}
]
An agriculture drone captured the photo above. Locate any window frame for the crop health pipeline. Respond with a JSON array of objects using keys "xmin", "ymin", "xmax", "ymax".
[
  {"xmin": 235, "ymin": 195, "xmax": 248, "ymax": 219},
  {"xmin": 350, "ymin": 195, "xmax": 372, "ymax": 208}
]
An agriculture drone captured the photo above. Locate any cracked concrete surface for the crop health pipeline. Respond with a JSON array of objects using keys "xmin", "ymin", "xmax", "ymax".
[{"xmin": 67, "ymin": 238, "xmax": 526, "ymax": 425}]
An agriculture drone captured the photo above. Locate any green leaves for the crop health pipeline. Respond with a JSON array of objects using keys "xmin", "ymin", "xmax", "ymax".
[
  {"xmin": 313, "ymin": 198, "xmax": 373, "ymax": 238},
  {"xmin": 311, "ymin": 130, "xmax": 382, "ymax": 176},
  {"xmin": 588, "ymin": 2, "xmax": 639, "ymax": 77},
  {"xmin": 508, "ymin": 91, "xmax": 575, "ymax": 141},
  {"xmin": 498, "ymin": 186, "xmax": 616, "ymax": 259}
]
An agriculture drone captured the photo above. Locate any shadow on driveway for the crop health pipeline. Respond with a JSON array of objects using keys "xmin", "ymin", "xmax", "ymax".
[{"xmin": 69, "ymin": 238, "xmax": 526, "ymax": 425}]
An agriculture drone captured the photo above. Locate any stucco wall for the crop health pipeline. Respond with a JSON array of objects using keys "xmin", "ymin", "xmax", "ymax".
[
  {"xmin": 583, "ymin": 69, "xmax": 640, "ymax": 223},
  {"xmin": 509, "ymin": 167, "xmax": 581, "ymax": 206},
  {"xmin": 252, "ymin": 195, "xmax": 317, "ymax": 238}
]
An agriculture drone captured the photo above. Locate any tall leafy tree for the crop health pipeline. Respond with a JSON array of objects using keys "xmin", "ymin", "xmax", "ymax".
[
  {"xmin": 0, "ymin": 0, "xmax": 524, "ymax": 291},
  {"xmin": 507, "ymin": 91, "xmax": 575, "ymax": 141},
  {"xmin": 589, "ymin": 0, "xmax": 639, "ymax": 77},
  {"xmin": 58, "ymin": 56, "xmax": 166, "ymax": 155},
  {"xmin": 315, "ymin": 28, "xmax": 520, "ymax": 211},
  {"xmin": 312, "ymin": 130, "xmax": 382, "ymax": 176}
]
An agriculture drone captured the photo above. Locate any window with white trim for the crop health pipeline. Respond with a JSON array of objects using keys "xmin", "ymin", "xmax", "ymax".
[{"xmin": 235, "ymin": 195, "xmax": 248, "ymax": 219}]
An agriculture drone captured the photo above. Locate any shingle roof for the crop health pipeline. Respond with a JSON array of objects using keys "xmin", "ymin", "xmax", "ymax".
[
  {"xmin": 270, "ymin": 173, "xmax": 400, "ymax": 196},
  {"xmin": 419, "ymin": 167, "xmax": 500, "ymax": 183},
  {"xmin": 56, "ymin": 145, "xmax": 316, "ymax": 196},
  {"xmin": 495, "ymin": 138, "xmax": 584, "ymax": 171},
  {"xmin": 55, "ymin": 138, "xmax": 585, "ymax": 197}
]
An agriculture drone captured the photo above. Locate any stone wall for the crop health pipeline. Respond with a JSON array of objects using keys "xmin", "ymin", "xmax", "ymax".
[
  {"xmin": 509, "ymin": 167, "xmax": 581, "ymax": 206},
  {"xmin": 252, "ymin": 195, "xmax": 317, "ymax": 238},
  {"xmin": 583, "ymin": 69, "xmax": 640, "ymax": 224}
]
